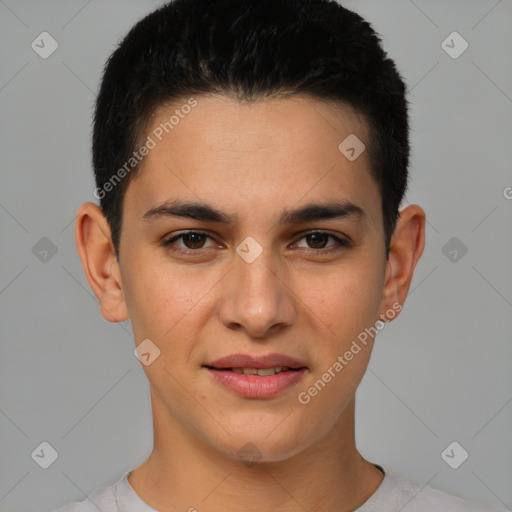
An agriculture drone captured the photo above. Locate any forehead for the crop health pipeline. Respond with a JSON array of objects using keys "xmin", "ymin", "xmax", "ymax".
[{"xmin": 125, "ymin": 94, "xmax": 380, "ymax": 225}]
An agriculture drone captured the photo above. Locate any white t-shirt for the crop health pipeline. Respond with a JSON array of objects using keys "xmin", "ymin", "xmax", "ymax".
[{"xmin": 52, "ymin": 465, "xmax": 505, "ymax": 512}]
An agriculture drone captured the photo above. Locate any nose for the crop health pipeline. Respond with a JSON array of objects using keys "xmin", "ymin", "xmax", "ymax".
[{"xmin": 217, "ymin": 243, "xmax": 297, "ymax": 339}]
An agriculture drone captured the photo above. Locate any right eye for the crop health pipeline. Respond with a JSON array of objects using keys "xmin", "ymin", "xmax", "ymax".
[{"xmin": 161, "ymin": 231, "xmax": 219, "ymax": 253}]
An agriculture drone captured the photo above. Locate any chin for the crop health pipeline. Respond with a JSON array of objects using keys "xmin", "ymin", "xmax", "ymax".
[{"xmin": 207, "ymin": 424, "xmax": 313, "ymax": 466}]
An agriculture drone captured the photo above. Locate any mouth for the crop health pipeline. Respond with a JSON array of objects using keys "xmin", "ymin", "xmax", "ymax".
[
  {"xmin": 202, "ymin": 353, "xmax": 308, "ymax": 399},
  {"xmin": 204, "ymin": 353, "xmax": 308, "ymax": 370},
  {"xmin": 203, "ymin": 365, "xmax": 305, "ymax": 376}
]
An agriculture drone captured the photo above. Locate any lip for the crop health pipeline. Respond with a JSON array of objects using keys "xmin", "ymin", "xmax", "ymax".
[
  {"xmin": 203, "ymin": 353, "xmax": 308, "ymax": 399},
  {"xmin": 205, "ymin": 367, "xmax": 307, "ymax": 399},
  {"xmin": 205, "ymin": 353, "xmax": 307, "ymax": 370}
]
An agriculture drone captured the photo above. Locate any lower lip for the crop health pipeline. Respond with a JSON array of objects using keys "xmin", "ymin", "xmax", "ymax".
[{"xmin": 205, "ymin": 368, "xmax": 307, "ymax": 399}]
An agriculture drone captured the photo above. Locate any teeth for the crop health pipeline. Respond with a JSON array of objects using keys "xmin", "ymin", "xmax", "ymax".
[
  {"xmin": 256, "ymin": 367, "xmax": 279, "ymax": 376},
  {"xmin": 230, "ymin": 366, "xmax": 288, "ymax": 376}
]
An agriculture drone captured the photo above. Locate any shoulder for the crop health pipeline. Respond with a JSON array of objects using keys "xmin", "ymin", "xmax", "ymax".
[{"xmin": 386, "ymin": 471, "xmax": 505, "ymax": 512}]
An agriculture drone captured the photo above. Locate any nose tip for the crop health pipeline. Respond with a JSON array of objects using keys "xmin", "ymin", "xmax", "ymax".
[{"xmin": 217, "ymin": 245, "xmax": 296, "ymax": 339}]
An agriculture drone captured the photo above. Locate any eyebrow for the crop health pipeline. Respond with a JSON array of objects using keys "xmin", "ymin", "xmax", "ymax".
[{"xmin": 142, "ymin": 199, "xmax": 366, "ymax": 225}]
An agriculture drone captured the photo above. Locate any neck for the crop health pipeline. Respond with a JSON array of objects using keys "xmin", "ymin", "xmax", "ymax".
[{"xmin": 128, "ymin": 392, "xmax": 384, "ymax": 512}]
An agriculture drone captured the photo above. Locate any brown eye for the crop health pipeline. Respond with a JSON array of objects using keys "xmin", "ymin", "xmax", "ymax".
[
  {"xmin": 295, "ymin": 231, "xmax": 349, "ymax": 252},
  {"xmin": 180, "ymin": 232, "xmax": 207, "ymax": 249},
  {"xmin": 305, "ymin": 232, "xmax": 329, "ymax": 249},
  {"xmin": 163, "ymin": 231, "xmax": 215, "ymax": 252}
]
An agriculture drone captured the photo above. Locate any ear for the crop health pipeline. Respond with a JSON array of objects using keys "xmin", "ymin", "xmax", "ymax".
[
  {"xmin": 379, "ymin": 204, "xmax": 425, "ymax": 321},
  {"xmin": 74, "ymin": 202, "xmax": 129, "ymax": 323}
]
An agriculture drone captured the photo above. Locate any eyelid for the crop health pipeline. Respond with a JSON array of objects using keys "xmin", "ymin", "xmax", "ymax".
[
  {"xmin": 291, "ymin": 231, "xmax": 351, "ymax": 254},
  {"xmin": 163, "ymin": 230, "xmax": 218, "ymax": 250},
  {"xmin": 291, "ymin": 229, "xmax": 350, "ymax": 244}
]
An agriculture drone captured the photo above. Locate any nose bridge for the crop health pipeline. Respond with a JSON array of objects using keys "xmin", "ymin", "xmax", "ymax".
[
  {"xmin": 248, "ymin": 253, "xmax": 277, "ymax": 287},
  {"xmin": 235, "ymin": 236, "xmax": 281, "ymax": 306}
]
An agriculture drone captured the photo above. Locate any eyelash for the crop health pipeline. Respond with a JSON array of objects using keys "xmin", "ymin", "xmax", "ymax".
[{"xmin": 161, "ymin": 230, "xmax": 351, "ymax": 256}]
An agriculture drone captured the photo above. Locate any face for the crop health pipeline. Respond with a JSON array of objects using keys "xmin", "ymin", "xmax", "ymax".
[{"xmin": 114, "ymin": 94, "xmax": 392, "ymax": 462}]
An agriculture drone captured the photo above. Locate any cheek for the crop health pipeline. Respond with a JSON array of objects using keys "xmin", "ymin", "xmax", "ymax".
[
  {"xmin": 121, "ymin": 254, "xmax": 219, "ymax": 365},
  {"xmin": 311, "ymin": 256, "xmax": 385, "ymax": 396},
  {"xmin": 299, "ymin": 260, "xmax": 384, "ymax": 341},
  {"xmin": 120, "ymin": 253, "xmax": 184, "ymax": 339}
]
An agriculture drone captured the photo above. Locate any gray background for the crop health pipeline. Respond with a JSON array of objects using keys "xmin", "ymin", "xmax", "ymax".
[{"xmin": 1, "ymin": 0, "xmax": 511, "ymax": 510}]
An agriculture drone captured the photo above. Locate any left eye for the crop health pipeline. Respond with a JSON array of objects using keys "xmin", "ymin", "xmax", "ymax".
[
  {"xmin": 162, "ymin": 231, "xmax": 349, "ymax": 253},
  {"xmin": 295, "ymin": 231, "xmax": 348, "ymax": 250}
]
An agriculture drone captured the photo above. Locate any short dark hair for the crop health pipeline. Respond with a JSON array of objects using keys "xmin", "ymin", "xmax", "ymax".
[{"xmin": 92, "ymin": 0, "xmax": 410, "ymax": 258}]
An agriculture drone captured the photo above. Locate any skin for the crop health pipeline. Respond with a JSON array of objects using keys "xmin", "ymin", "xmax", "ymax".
[{"xmin": 75, "ymin": 94, "xmax": 425, "ymax": 511}]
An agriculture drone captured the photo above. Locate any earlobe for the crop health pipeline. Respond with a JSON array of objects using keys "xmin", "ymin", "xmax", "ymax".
[
  {"xmin": 74, "ymin": 202, "xmax": 129, "ymax": 323},
  {"xmin": 379, "ymin": 204, "xmax": 426, "ymax": 320}
]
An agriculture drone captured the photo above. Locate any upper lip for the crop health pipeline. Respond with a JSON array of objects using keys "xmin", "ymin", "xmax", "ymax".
[{"xmin": 204, "ymin": 353, "xmax": 307, "ymax": 369}]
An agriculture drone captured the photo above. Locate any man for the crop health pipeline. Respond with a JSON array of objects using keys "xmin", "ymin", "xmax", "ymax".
[{"xmin": 55, "ymin": 0, "xmax": 504, "ymax": 510}]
